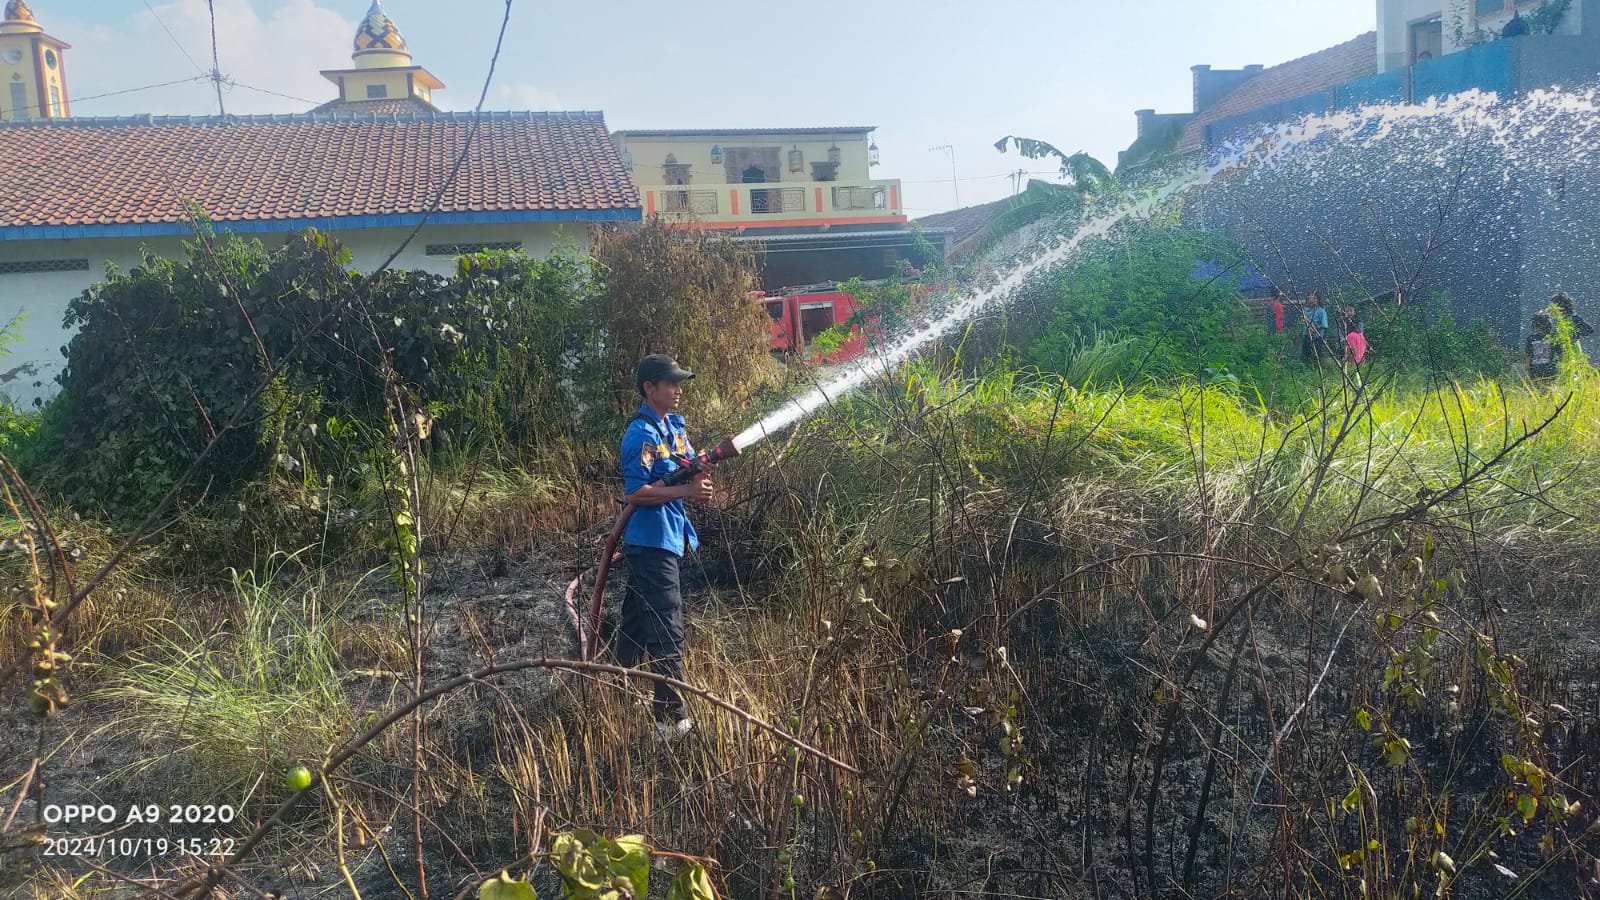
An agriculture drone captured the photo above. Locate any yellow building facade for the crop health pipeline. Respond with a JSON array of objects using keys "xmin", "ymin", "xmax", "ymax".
[
  {"xmin": 613, "ymin": 128, "xmax": 904, "ymax": 228},
  {"xmin": 0, "ymin": 0, "xmax": 69, "ymax": 120}
]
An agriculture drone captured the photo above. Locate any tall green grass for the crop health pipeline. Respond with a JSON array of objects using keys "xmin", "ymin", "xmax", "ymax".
[
  {"xmin": 772, "ymin": 360, "xmax": 1599, "ymax": 554},
  {"xmin": 88, "ymin": 553, "xmax": 362, "ymax": 796}
]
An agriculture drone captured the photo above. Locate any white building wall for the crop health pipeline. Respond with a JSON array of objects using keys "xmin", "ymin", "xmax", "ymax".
[
  {"xmin": 1378, "ymin": 0, "xmax": 1586, "ymax": 72},
  {"xmin": 0, "ymin": 220, "xmax": 583, "ymax": 408}
]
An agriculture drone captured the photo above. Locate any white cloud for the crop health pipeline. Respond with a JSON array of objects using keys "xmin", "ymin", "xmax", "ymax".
[{"xmin": 65, "ymin": 0, "xmax": 355, "ymax": 116}]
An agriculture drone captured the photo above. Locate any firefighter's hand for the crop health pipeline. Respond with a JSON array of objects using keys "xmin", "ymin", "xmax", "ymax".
[{"xmin": 688, "ymin": 476, "xmax": 715, "ymax": 503}]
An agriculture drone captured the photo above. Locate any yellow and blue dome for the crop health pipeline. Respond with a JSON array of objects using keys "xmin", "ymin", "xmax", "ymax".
[
  {"xmin": 2, "ymin": 0, "xmax": 42, "ymax": 35},
  {"xmin": 4, "ymin": 0, "xmax": 35, "ymax": 23},
  {"xmin": 354, "ymin": 1, "xmax": 408, "ymax": 55}
]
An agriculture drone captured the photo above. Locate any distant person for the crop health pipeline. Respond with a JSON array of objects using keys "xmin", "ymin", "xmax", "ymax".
[
  {"xmin": 1526, "ymin": 312, "xmax": 1560, "ymax": 380},
  {"xmin": 1344, "ymin": 325, "xmax": 1368, "ymax": 366},
  {"xmin": 1337, "ymin": 305, "xmax": 1365, "ymax": 357},
  {"xmin": 1268, "ymin": 294, "xmax": 1286, "ymax": 334},
  {"xmin": 1550, "ymin": 292, "xmax": 1593, "ymax": 355},
  {"xmin": 1302, "ymin": 293, "xmax": 1329, "ymax": 361}
]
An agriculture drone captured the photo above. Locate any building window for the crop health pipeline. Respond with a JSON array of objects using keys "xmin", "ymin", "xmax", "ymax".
[
  {"xmin": 1409, "ymin": 17, "xmax": 1443, "ymax": 64},
  {"xmin": 366, "ymin": 84, "xmax": 388, "ymax": 99},
  {"xmin": 48, "ymin": 84, "xmax": 60, "ymax": 117},
  {"xmin": 424, "ymin": 242, "xmax": 523, "ymax": 257},
  {"xmin": 723, "ymin": 147, "xmax": 781, "ymax": 184},
  {"xmin": 0, "ymin": 258, "xmax": 91, "ymax": 275},
  {"xmin": 8, "ymin": 81, "xmax": 25, "ymax": 119}
]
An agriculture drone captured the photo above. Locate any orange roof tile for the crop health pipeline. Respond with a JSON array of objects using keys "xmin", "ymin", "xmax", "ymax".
[
  {"xmin": 1180, "ymin": 32, "xmax": 1377, "ymax": 150},
  {"xmin": 312, "ymin": 96, "xmax": 440, "ymax": 116},
  {"xmin": 0, "ymin": 110, "xmax": 639, "ymax": 236}
]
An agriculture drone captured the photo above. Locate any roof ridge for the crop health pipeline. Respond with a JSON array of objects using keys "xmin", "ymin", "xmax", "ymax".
[
  {"xmin": 0, "ymin": 110, "xmax": 611, "ymax": 128},
  {"xmin": 613, "ymin": 126, "xmax": 877, "ymax": 135},
  {"xmin": 1258, "ymin": 30, "xmax": 1377, "ymax": 75},
  {"xmin": 1195, "ymin": 31, "xmax": 1378, "ymax": 113}
]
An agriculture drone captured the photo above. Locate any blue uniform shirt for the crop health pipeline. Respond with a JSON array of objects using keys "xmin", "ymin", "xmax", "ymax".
[
  {"xmin": 620, "ymin": 405, "xmax": 699, "ymax": 556},
  {"xmin": 1304, "ymin": 305, "xmax": 1329, "ymax": 335}
]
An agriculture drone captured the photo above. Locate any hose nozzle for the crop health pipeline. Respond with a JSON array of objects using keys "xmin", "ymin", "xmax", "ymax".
[
  {"xmin": 704, "ymin": 436, "xmax": 741, "ymax": 465},
  {"xmin": 661, "ymin": 436, "xmax": 741, "ymax": 486}
]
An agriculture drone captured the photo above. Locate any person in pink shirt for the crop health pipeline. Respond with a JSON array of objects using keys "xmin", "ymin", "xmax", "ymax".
[{"xmin": 1344, "ymin": 327, "xmax": 1368, "ymax": 365}]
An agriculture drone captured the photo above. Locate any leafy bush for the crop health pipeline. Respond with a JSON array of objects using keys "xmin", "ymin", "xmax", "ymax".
[
  {"xmin": 1023, "ymin": 225, "xmax": 1267, "ymax": 384},
  {"xmin": 38, "ymin": 229, "xmax": 594, "ymax": 518},
  {"xmin": 587, "ymin": 219, "xmax": 772, "ymax": 420},
  {"xmin": 1363, "ymin": 292, "xmax": 1511, "ymax": 379}
]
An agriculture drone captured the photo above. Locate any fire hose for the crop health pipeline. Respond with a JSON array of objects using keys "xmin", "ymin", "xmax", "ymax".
[{"xmin": 563, "ymin": 436, "xmax": 741, "ymax": 661}]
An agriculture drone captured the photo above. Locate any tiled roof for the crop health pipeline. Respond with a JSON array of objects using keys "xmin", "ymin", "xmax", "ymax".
[
  {"xmin": 1180, "ymin": 32, "xmax": 1377, "ymax": 149},
  {"xmin": 615, "ymin": 127, "xmax": 875, "ymax": 137},
  {"xmin": 311, "ymin": 96, "xmax": 439, "ymax": 116},
  {"xmin": 0, "ymin": 110, "xmax": 639, "ymax": 236},
  {"xmin": 913, "ymin": 196, "xmax": 1011, "ymax": 247}
]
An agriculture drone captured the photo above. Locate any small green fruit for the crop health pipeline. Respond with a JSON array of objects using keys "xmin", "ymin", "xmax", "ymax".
[
  {"xmin": 842, "ymin": 788, "xmax": 854, "ymax": 803},
  {"xmin": 1356, "ymin": 574, "xmax": 1383, "ymax": 601},
  {"xmin": 25, "ymin": 688, "xmax": 51, "ymax": 716},
  {"xmin": 788, "ymin": 714, "xmax": 801, "ymax": 731},
  {"xmin": 785, "ymin": 746, "xmax": 799, "ymax": 763},
  {"xmin": 783, "ymin": 875, "xmax": 795, "ymax": 891},
  {"xmin": 777, "ymin": 849, "xmax": 792, "ymax": 865},
  {"xmin": 285, "ymin": 766, "xmax": 313, "ymax": 792},
  {"xmin": 792, "ymin": 792, "xmax": 805, "ymax": 808}
]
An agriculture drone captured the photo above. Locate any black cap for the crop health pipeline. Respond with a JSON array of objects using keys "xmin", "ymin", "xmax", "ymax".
[{"xmin": 635, "ymin": 354, "xmax": 695, "ymax": 392}]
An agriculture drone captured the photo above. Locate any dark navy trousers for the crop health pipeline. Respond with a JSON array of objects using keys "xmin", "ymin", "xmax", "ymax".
[{"xmin": 617, "ymin": 545, "xmax": 686, "ymax": 723}]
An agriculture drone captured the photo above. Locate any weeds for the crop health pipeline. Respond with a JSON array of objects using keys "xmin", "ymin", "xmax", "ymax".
[{"xmin": 87, "ymin": 555, "xmax": 357, "ymax": 797}]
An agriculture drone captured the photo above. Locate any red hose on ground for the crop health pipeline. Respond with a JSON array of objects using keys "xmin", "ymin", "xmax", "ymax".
[
  {"xmin": 563, "ymin": 436, "xmax": 738, "ymax": 661},
  {"xmin": 562, "ymin": 504, "xmax": 636, "ymax": 662}
]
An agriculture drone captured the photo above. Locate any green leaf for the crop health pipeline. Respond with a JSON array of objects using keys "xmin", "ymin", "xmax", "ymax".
[
  {"xmin": 1517, "ymin": 793, "xmax": 1538, "ymax": 822},
  {"xmin": 551, "ymin": 831, "xmax": 650, "ymax": 900},
  {"xmin": 1341, "ymin": 786, "xmax": 1361, "ymax": 812},
  {"xmin": 610, "ymin": 835, "xmax": 651, "ymax": 899},
  {"xmin": 479, "ymin": 871, "xmax": 539, "ymax": 900},
  {"xmin": 666, "ymin": 863, "xmax": 715, "ymax": 900},
  {"xmin": 1355, "ymin": 708, "xmax": 1371, "ymax": 732}
]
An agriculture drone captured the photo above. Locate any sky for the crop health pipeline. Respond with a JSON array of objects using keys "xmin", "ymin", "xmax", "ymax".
[{"xmin": 29, "ymin": 0, "xmax": 1376, "ymax": 216}]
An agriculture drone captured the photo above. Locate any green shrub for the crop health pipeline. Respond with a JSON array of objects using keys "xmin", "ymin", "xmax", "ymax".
[
  {"xmin": 39, "ymin": 229, "xmax": 595, "ymax": 520},
  {"xmin": 1363, "ymin": 292, "xmax": 1511, "ymax": 379},
  {"xmin": 587, "ymin": 219, "xmax": 773, "ymax": 426},
  {"xmin": 1023, "ymin": 225, "xmax": 1266, "ymax": 384}
]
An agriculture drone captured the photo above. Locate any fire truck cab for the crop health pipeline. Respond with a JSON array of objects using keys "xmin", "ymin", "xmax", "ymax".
[{"xmin": 758, "ymin": 283, "xmax": 869, "ymax": 364}]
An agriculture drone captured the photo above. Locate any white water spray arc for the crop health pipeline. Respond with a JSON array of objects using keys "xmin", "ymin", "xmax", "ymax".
[{"xmin": 729, "ymin": 172, "xmax": 1212, "ymax": 452}]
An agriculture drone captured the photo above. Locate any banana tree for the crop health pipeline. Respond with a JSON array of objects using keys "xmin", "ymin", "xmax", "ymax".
[{"xmin": 993, "ymin": 136, "xmax": 1117, "ymax": 194}]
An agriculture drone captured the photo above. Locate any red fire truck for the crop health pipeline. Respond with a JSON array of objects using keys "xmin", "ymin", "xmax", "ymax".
[{"xmin": 758, "ymin": 283, "xmax": 870, "ymax": 364}]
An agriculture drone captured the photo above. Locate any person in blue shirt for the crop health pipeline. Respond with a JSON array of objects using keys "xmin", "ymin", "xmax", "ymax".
[
  {"xmin": 1301, "ymin": 292, "xmax": 1330, "ymax": 362},
  {"xmin": 617, "ymin": 354, "xmax": 715, "ymax": 739}
]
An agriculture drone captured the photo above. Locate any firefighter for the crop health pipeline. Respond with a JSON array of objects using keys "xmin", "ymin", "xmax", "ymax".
[{"xmin": 617, "ymin": 354, "xmax": 714, "ymax": 740}]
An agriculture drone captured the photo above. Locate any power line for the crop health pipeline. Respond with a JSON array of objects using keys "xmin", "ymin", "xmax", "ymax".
[
  {"xmin": 227, "ymin": 80, "xmax": 317, "ymax": 105},
  {"xmin": 928, "ymin": 144, "xmax": 959, "ymax": 208},
  {"xmin": 898, "ymin": 170, "xmax": 1059, "ymax": 185},
  {"xmin": 0, "ymin": 75, "xmax": 210, "ymax": 119},
  {"xmin": 141, "ymin": 0, "xmax": 207, "ymax": 77},
  {"xmin": 206, "ymin": 0, "xmax": 225, "ymax": 115}
]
